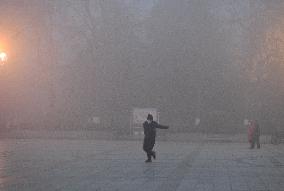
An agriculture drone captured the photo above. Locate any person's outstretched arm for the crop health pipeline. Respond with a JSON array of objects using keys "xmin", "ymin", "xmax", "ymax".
[{"xmin": 156, "ymin": 124, "xmax": 169, "ymax": 129}]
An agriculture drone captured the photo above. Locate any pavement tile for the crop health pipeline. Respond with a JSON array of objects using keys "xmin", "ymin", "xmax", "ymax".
[{"xmin": 0, "ymin": 139, "xmax": 283, "ymax": 191}]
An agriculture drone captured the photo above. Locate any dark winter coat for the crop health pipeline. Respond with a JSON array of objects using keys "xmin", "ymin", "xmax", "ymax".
[
  {"xmin": 143, "ymin": 121, "xmax": 168, "ymax": 151},
  {"xmin": 253, "ymin": 123, "xmax": 260, "ymax": 138}
]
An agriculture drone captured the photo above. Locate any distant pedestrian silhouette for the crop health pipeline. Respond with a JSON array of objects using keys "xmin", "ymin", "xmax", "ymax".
[{"xmin": 248, "ymin": 120, "xmax": 260, "ymax": 149}]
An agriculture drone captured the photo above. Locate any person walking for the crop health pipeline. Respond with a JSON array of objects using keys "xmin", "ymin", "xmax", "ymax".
[
  {"xmin": 250, "ymin": 120, "xmax": 260, "ymax": 149},
  {"xmin": 248, "ymin": 120, "xmax": 254, "ymax": 147},
  {"xmin": 143, "ymin": 114, "xmax": 169, "ymax": 163}
]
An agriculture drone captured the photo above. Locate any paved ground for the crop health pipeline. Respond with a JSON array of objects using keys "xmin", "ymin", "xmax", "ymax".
[{"xmin": 0, "ymin": 139, "xmax": 283, "ymax": 191}]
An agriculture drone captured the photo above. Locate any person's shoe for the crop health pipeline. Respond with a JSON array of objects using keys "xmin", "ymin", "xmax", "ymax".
[
  {"xmin": 145, "ymin": 159, "xmax": 152, "ymax": 163},
  {"xmin": 152, "ymin": 151, "xmax": 156, "ymax": 160}
]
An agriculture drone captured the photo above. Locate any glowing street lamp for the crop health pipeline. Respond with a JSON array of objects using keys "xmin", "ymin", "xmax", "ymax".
[{"xmin": 0, "ymin": 52, "xmax": 7, "ymax": 66}]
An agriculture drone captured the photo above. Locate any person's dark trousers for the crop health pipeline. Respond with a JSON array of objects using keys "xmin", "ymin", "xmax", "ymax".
[
  {"xmin": 146, "ymin": 151, "xmax": 152, "ymax": 160},
  {"xmin": 143, "ymin": 148, "xmax": 154, "ymax": 160},
  {"xmin": 143, "ymin": 138, "xmax": 155, "ymax": 161},
  {"xmin": 256, "ymin": 136, "xmax": 260, "ymax": 148},
  {"xmin": 251, "ymin": 136, "xmax": 260, "ymax": 149}
]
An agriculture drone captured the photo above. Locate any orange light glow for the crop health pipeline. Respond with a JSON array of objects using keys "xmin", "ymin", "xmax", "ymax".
[{"xmin": 0, "ymin": 52, "xmax": 7, "ymax": 66}]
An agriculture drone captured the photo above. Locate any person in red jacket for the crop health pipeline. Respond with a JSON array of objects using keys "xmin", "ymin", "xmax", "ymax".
[{"xmin": 143, "ymin": 114, "xmax": 169, "ymax": 163}]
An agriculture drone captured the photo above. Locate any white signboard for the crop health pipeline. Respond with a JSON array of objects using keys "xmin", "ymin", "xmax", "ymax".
[
  {"xmin": 195, "ymin": 117, "xmax": 200, "ymax": 126},
  {"xmin": 244, "ymin": 119, "xmax": 249, "ymax": 126},
  {"xmin": 92, "ymin": 117, "xmax": 100, "ymax": 124},
  {"xmin": 132, "ymin": 108, "xmax": 158, "ymax": 124}
]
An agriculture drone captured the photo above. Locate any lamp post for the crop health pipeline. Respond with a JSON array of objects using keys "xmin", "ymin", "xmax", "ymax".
[{"xmin": 0, "ymin": 52, "xmax": 7, "ymax": 128}]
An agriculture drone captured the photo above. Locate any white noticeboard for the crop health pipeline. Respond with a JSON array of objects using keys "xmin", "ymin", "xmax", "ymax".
[
  {"xmin": 92, "ymin": 117, "xmax": 100, "ymax": 124},
  {"xmin": 132, "ymin": 108, "xmax": 158, "ymax": 124}
]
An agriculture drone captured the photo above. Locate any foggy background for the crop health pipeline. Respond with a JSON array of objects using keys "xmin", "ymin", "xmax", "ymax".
[{"xmin": 0, "ymin": 0, "xmax": 284, "ymax": 135}]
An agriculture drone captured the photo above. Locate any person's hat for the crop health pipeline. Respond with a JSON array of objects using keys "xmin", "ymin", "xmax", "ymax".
[{"xmin": 147, "ymin": 114, "xmax": 153, "ymax": 121}]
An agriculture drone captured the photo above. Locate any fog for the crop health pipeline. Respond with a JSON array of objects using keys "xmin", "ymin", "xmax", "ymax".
[{"xmin": 0, "ymin": 0, "xmax": 284, "ymax": 134}]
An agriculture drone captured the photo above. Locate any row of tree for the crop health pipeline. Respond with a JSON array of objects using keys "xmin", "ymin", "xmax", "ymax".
[{"xmin": 0, "ymin": 0, "xmax": 283, "ymax": 133}]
